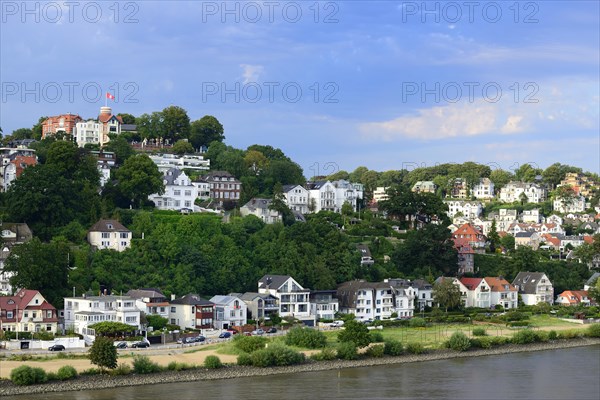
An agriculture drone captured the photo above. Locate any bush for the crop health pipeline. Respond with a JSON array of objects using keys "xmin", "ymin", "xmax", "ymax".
[
  {"xmin": 233, "ymin": 335, "xmax": 268, "ymax": 353},
  {"xmin": 384, "ymin": 340, "xmax": 404, "ymax": 356},
  {"xmin": 405, "ymin": 342, "xmax": 425, "ymax": 355},
  {"xmin": 204, "ymin": 355, "xmax": 223, "ymax": 369},
  {"xmin": 503, "ymin": 311, "xmax": 529, "ymax": 322},
  {"xmin": 167, "ymin": 362, "xmax": 193, "ymax": 371},
  {"xmin": 250, "ymin": 349, "xmax": 276, "ymax": 367},
  {"xmin": 469, "ymin": 337, "xmax": 492, "ymax": 349},
  {"xmin": 337, "ymin": 342, "xmax": 358, "ymax": 360},
  {"xmin": 369, "ymin": 331, "xmax": 384, "ymax": 343},
  {"xmin": 110, "ymin": 363, "xmax": 132, "ymax": 376},
  {"xmin": 80, "ymin": 368, "xmax": 100, "ymax": 376},
  {"xmin": 338, "ymin": 320, "xmax": 372, "ymax": 348},
  {"xmin": 586, "ymin": 324, "xmax": 600, "ymax": 338},
  {"xmin": 447, "ymin": 332, "xmax": 471, "ymax": 351},
  {"xmin": 310, "ymin": 348, "xmax": 337, "ymax": 361},
  {"xmin": 237, "ymin": 353, "xmax": 253, "ymax": 366},
  {"xmin": 46, "ymin": 372, "xmax": 58, "ymax": 381},
  {"xmin": 548, "ymin": 330, "xmax": 558, "ymax": 340},
  {"xmin": 132, "ymin": 355, "xmax": 161, "ymax": 374},
  {"xmin": 10, "ymin": 366, "xmax": 38, "ymax": 386},
  {"xmin": 57, "ymin": 365, "xmax": 78, "ymax": 380},
  {"xmin": 507, "ymin": 321, "xmax": 530, "ymax": 328},
  {"xmin": 512, "ymin": 329, "xmax": 539, "ymax": 344},
  {"xmin": 472, "ymin": 327, "xmax": 487, "ymax": 336},
  {"xmin": 409, "ymin": 317, "xmax": 426, "ymax": 328},
  {"xmin": 558, "ymin": 330, "xmax": 583, "ymax": 340},
  {"xmin": 250, "ymin": 344, "xmax": 304, "ymax": 367},
  {"xmin": 366, "ymin": 344, "xmax": 385, "ymax": 358},
  {"xmin": 489, "ymin": 336, "xmax": 510, "ymax": 347},
  {"xmin": 284, "ymin": 327, "xmax": 327, "ymax": 349}
]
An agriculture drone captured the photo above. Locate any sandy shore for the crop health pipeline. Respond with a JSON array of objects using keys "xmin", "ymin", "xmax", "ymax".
[{"xmin": 1, "ymin": 338, "xmax": 598, "ymax": 397}]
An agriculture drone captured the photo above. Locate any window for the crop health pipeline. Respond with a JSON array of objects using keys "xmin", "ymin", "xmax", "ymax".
[
  {"xmin": 184, "ymin": 190, "xmax": 191, "ymax": 196},
  {"xmin": 230, "ymin": 310, "xmax": 235, "ymax": 317},
  {"xmin": 24, "ymin": 312, "xmax": 28, "ymax": 318},
  {"xmin": 170, "ymin": 307, "xmax": 176, "ymax": 313},
  {"xmin": 120, "ymin": 232, "xmax": 128, "ymax": 239},
  {"xmin": 101, "ymin": 232, "xmax": 110, "ymax": 238},
  {"xmin": 46, "ymin": 325, "xmax": 52, "ymax": 331},
  {"xmin": 7, "ymin": 311, "xmax": 13, "ymax": 318}
]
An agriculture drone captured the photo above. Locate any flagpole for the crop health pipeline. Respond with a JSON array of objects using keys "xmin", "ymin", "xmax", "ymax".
[{"xmin": 105, "ymin": 92, "xmax": 107, "ymax": 107}]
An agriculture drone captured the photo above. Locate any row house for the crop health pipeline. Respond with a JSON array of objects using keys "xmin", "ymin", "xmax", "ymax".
[
  {"xmin": 0, "ymin": 289, "xmax": 58, "ymax": 334},
  {"xmin": 512, "ymin": 272, "xmax": 554, "ymax": 305},
  {"xmin": 499, "ymin": 182, "xmax": 547, "ymax": 203},
  {"xmin": 411, "ymin": 279, "xmax": 434, "ymax": 310},
  {"xmin": 149, "ymin": 168, "xmax": 198, "ymax": 211},
  {"xmin": 42, "ymin": 113, "xmax": 82, "ymax": 139},
  {"xmin": 456, "ymin": 277, "xmax": 518, "ymax": 309},
  {"xmin": 1, "ymin": 152, "xmax": 37, "ymax": 192},
  {"xmin": 472, "ymin": 178, "xmax": 495, "ymax": 199},
  {"xmin": 240, "ymin": 198, "xmax": 282, "ymax": 224},
  {"xmin": 0, "ymin": 223, "xmax": 33, "ymax": 295},
  {"xmin": 126, "ymin": 288, "xmax": 170, "ymax": 319},
  {"xmin": 258, "ymin": 275, "xmax": 313, "ymax": 324},
  {"xmin": 169, "ymin": 294, "xmax": 214, "ymax": 330},
  {"xmin": 149, "ymin": 153, "xmax": 210, "ymax": 173},
  {"xmin": 336, "ymin": 279, "xmax": 416, "ymax": 320},
  {"xmin": 64, "ymin": 294, "xmax": 141, "ymax": 337},
  {"xmin": 444, "ymin": 200, "xmax": 483, "ymax": 219},
  {"xmin": 553, "ymin": 195, "xmax": 588, "ymax": 214},
  {"xmin": 87, "ymin": 219, "xmax": 132, "ymax": 252},
  {"xmin": 412, "ymin": 181, "xmax": 437, "ymax": 194},
  {"xmin": 89, "ymin": 150, "xmax": 116, "ymax": 187},
  {"xmin": 74, "ymin": 106, "xmax": 123, "ymax": 147},
  {"xmin": 209, "ymin": 295, "xmax": 247, "ymax": 330}
]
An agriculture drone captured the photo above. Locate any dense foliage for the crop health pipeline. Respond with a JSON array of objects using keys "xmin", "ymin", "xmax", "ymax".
[{"xmin": 88, "ymin": 336, "xmax": 118, "ymax": 371}]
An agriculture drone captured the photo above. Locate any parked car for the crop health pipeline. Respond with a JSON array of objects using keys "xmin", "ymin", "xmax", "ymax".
[
  {"xmin": 226, "ymin": 329, "xmax": 238, "ymax": 335},
  {"xmin": 48, "ymin": 344, "xmax": 65, "ymax": 351},
  {"xmin": 194, "ymin": 335, "xmax": 206, "ymax": 342},
  {"xmin": 330, "ymin": 320, "xmax": 345, "ymax": 327},
  {"xmin": 266, "ymin": 327, "xmax": 277, "ymax": 334},
  {"xmin": 218, "ymin": 331, "xmax": 232, "ymax": 339},
  {"xmin": 131, "ymin": 341, "xmax": 150, "ymax": 348},
  {"xmin": 114, "ymin": 341, "xmax": 128, "ymax": 349},
  {"xmin": 252, "ymin": 329, "xmax": 265, "ymax": 336}
]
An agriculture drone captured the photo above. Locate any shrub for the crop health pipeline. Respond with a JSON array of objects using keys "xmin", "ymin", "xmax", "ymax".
[
  {"xmin": 237, "ymin": 353, "xmax": 253, "ymax": 366},
  {"xmin": 558, "ymin": 330, "xmax": 582, "ymax": 340},
  {"xmin": 336, "ymin": 342, "xmax": 358, "ymax": 360},
  {"xmin": 249, "ymin": 344, "xmax": 304, "ymax": 367},
  {"xmin": 132, "ymin": 355, "xmax": 161, "ymax": 374},
  {"xmin": 31, "ymin": 368, "xmax": 47, "ymax": 384},
  {"xmin": 548, "ymin": 330, "xmax": 558, "ymax": 340},
  {"xmin": 88, "ymin": 336, "xmax": 118, "ymax": 372},
  {"xmin": 512, "ymin": 329, "xmax": 539, "ymax": 344},
  {"xmin": 80, "ymin": 368, "xmax": 100, "ymax": 376},
  {"xmin": 503, "ymin": 311, "xmax": 529, "ymax": 322},
  {"xmin": 10, "ymin": 366, "xmax": 36, "ymax": 386},
  {"xmin": 250, "ymin": 349, "xmax": 275, "ymax": 367},
  {"xmin": 447, "ymin": 332, "xmax": 471, "ymax": 352},
  {"xmin": 586, "ymin": 324, "xmax": 600, "ymax": 338},
  {"xmin": 338, "ymin": 320, "xmax": 371, "ymax": 348},
  {"xmin": 204, "ymin": 355, "xmax": 223, "ymax": 369},
  {"xmin": 57, "ymin": 365, "xmax": 78, "ymax": 380},
  {"xmin": 284, "ymin": 327, "xmax": 327, "ymax": 349},
  {"xmin": 233, "ymin": 335, "xmax": 268, "ymax": 353},
  {"xmin": 46, "ymin": 372, "xmax": 58, "ymax": 381},
  {"xmin": 405, "ymin": 342, "xmax": 425, "ymax": 355},
  {"xmin": 507, "ymin": 321, "xmax": 530, "ymax": 328},
  {"xmin": 167, "ymin": 362, "xmax": 193, "ymax": 371},
  {"xmin": 369, "ymin": 331, "xmax": 384, "ymax": 343},
  {"xmin": 469, "ymin": 337, "xmax": 492, "ymax": 349},
  {"xmin": 310, "ymin": 348, "xmax": 337, "ymax": 361},
  {"xmin": 110, "ymin": 363, "xmax": 132, "ymax": 376},
  {"xmin": 384, "ymin": 340, "xmax": 404, "ymax": 356},
  {"xmin": 472, "ymin": 327, "xmax": 487, "ymax": 336},
  {"xmin": 409, "ymin": 317, "xmax": 426, "ymax": 328},
  {"xmin": 489, "ymin": 336, "xmax": 510, "ymax": 347},
  {"xmin": 366, "ymin": 344, "xmax": 385, "ymax": 358}
]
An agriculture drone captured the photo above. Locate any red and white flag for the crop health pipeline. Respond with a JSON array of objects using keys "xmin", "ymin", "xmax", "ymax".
[{"xmin": 106, "ymin": 92, "xmax": 115, "ymax": 100}]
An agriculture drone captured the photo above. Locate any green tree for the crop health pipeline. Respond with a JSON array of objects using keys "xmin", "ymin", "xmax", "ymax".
[
  {"xmin": 514, "ymin": 164, "xmax": 542, "ymax": 183},
  {"xmin": 161, "ymin": 105, "xmax": 190, "ymax": 142},
  {"xmin": 104, "ymin": 135, "xmax": 135, "ymax": 165},
  {"xmin": 146, "ymin": 315, "xmax": 168, "ymax": 331},
  {"xmin": 489, "ymin": 169, "xmax": 513, "ymax": 193},
  {"xmin": 488, "ymin": 220, "xmax": 500, "ymax": 253},
  {"xmin": 136, "ymin": 112, "xmax": 164, "ymax": 139},
  {"xmin": 4, "ymin": 238, "xmax": 70, "ymax": 307},
  {"xmin": 337, "ymin": 320, "xmax": 371, "ymax": 348},
  {"xmin": 189, "ymin": 115, "xmax": 225, "ymax": 149},
  {"xmin": 588, "ymin": 278, "xmax": 600, "ymax": 304},
  {"xmin": 433, "ymin": 278, "xmax": 462, "ymax": 313},
  {"xmin": 116, "ymin": 154, "xmax": 164, "ymax": 208},
  {"xmin": 116, "ymin": 113, "xmax": 136, "ymax": 125},
  {"xmin": 172, "ymin": 140, "xmax": 194, "ymax": 155},
  {"xmin": 88, "ymin": 336, "xmax": 118, "ymax": 372}
]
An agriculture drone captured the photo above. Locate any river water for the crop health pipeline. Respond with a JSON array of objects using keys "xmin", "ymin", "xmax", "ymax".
[{"xmin": 9, "ymin": 346, "xmax": 600, "ymax": 400}]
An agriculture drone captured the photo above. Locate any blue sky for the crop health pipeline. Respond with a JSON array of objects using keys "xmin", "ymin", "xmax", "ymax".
[{"xmin": 1, "ymin": 1, "xmax": 599, "ymax": 177}]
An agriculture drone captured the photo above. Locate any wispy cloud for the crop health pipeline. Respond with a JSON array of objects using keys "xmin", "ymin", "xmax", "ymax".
[{"xmin": 240, "ymin": 64, "xmax": 264, "ymax": 84}]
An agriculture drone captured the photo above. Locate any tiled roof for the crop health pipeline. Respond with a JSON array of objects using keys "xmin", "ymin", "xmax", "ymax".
[
  {"xmin": 88, "ymin": 219, "xmax": 130, "ymax": 233},
  {"xmin": 512, "ymin": 272, "xmax": 549, "ymax": 294},
  {"xmin": 484, "ymin": 277, "xmax": 517, "ymax": 292},
  {"xmin": 170, "ymin": 294, "xmax": 213, "ymax": 306},
  {"xmin": 460, "ymin": 277, "xmax": 482, "ymax": 290}
]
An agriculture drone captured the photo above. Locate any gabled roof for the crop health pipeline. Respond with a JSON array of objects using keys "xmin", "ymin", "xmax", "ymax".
[
  {"xmin": 170, "ymin": 294, "xmax": 213, "ymax": 306},
  {"xmin": 282, "ymin": 184, "xmax": 305, "ymax": 193},
  {"xmin": 460, "ymin": 277, "xmax": 482, "ymax": 290},
  {"xmin": 0, "ymin": 289, "xmax": 55, "ymax": 311},
  {"xmin": 258, "ymin": 275, "xmax": 294, "ymax": 290},
  {"xmin": 237, "ymin": 292, "xmax": 277, "ymax": 302},
  {"xmin": 88, "ymin": 219, "xmax": 130, "ymax": 233},
  {"xmin": 242, "ymin": 198, "xmax": 273, "ymax": 212},
  {"xmin": 484, "ymin": 277, "xmax": 517, "ymax": 292},
  {"xmin": 512, "ymin": 272, "xmax": 549, "ymax": 294},
  {"xmin": 586, "ymin": 272, "xmax": 600, "ymax": 286},
  {"xmin": 557, "ymin": 290, "xmax": 588, "ymax": 304},
  {"xmin": 453, "ymin": 223, "xmax": 484, "ymax": 237},
  {"xmin": 209, "ymin": 295, "xmax": 242, "ymax": 306},
  {"xmin": 515, "ymin": 231, "xmax": 536, "ymax": 238},
  {"xmin": 126, "ymin": 288, "xmax": 165, "ymax": 299},
  {"xmin": 411, "ymin": 279, "xmax": 433, "ymax": 290}
]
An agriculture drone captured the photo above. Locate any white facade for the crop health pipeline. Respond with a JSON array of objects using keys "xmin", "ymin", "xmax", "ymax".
[
  {"xmin": 149, "ymin": 168, "xmax": 198, "ymax": 211},
  {"xmin": 149, "ymin": 153, "xmax": 210, "ymax": 173},
  {"xmin": 553, "ymin": 195, "xmax": 587, "ymax": 213},
  {"xmin": 87, "ymin": 220, "xmax": 132, "ymax": 252},
  {"xmin": 394, "ymin": 287, "xmax": 415, "ymax": 318},
  {"xmin": 373, "ymin": 187, "xmax": 389, "ymax": 203},
  {"xmin": 444, "ymin": 200, "xmax": 483, "ymax": 219},
  {"xmin": 307, "ymin": 181, "xmax": 336, "ymax": 213},
  {"xmin": 210, "ymin": 295, "xmax": 247, "ymax": 330},
  {"xmin": 472, "ymin": 178, "xmax": 495, "ymax": 199},
  {"xmin": 75, "ymin": 120, "xmax": 103, "ymax": 147},
  {"xmin": 499, "ymin": 182, "xmax": 547, "ymax": 203},
  {"xmin": 283, "ymin": 185, "xmax": 310, "ymax": 214},
  {"xmin": 331, "ymin": 180, "xmax": 364, "ymax": 212},
  {"xmin": 63, "ymin": 295, "xmax": 141, "ymax": 337},
  {"xmin": 521, "ymin": 209, "xmax": 542, "ymax": 223},
  {"xmin": 240, "ymin": 198, "xmax": 282, "ymax": 224},
  {"xmin": 258, "ymin": 276, "xmax": 312, "ymax": 320}
]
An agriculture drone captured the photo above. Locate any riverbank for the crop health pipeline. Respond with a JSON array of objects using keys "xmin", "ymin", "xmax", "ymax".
[{"xmin": 1, "ymin": 337, "xmax": 599, "ymax": 396}]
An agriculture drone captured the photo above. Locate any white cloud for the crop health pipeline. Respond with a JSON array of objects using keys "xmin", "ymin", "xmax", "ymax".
[{"xmin": 239, "ymin": 64, "xmax": 264, "ymax": 84}]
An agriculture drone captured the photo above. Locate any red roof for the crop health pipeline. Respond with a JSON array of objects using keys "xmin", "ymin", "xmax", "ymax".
[
  {"xmin": 484, "ymin": 277, "xmax": 517, "ymax": 292},
  {"xmin": 583, "ymin": 236, "xmax": 594, "ymax": 244},
  {"xmin": 460, "ymin": 277, "xmax": 482, "ymax": 290},
  {"xmin": 557, "ymin": 290, "xmax": 588, "ymax": 304}
]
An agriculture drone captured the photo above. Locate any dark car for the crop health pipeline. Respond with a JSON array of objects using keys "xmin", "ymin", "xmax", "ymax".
[
  {"xmin": 48, "ymin": 344, "xmax": 65, "ymax": 351},
  {"xmin": 266, "ymin": 327, "xmax": 277, "ymax": 334},
  {"xmin": 131, "ymin": 341, "xmax": 150, "ymax": 348},
  {"xmin": 115, "ymin": 341, "xmax": 128, "ymax": 349},
  {"xmin": 194, "ymin": 335, "xmax": 206, "ymax": 342},
  {"xmin": 218, "ymin": 331, "xmax": 232, "ymax": 339}
]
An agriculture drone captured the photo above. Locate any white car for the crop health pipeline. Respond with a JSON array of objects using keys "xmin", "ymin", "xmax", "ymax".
[{"xmin": 330, "ymin": 320, "xmax": 344, "ymax": 327}]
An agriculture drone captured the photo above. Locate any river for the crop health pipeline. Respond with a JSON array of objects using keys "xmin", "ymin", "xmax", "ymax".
[{"xmin": 7, "ymin": 346, "xmax": 600, "ymax": 400}]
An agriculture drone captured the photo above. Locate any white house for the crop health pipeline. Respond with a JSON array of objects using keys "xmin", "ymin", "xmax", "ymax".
[
  {"xmin": 336, "ymin": 279, "xmax": 416, "ymax": 320},
  {"xmin": 169, "ymin": 294, "xmax": 214, "ymax": 330},
  {"xmin": 306, "ymin": 181, "xmax": 336, "ymax": 213},
  {"xmin": 512, "ymin": 272, "xmax": 554, "ymax": 305},
  {"xmin": 373, "ymin": 187, "xmax": 389, "ymax": 203},
  {"xmin": 74, "ymin": 106, "xmax": 122, "ymax": 147},
  {"xmin": 472, "ymin": 178, "xmax": 495, "ymax": 199},
  {"xmin": 499, "ymin": 182, "xmax": 547, "ymax": 203},
  {"xmin": 149, "ymin": 153, "xmax": 210, "ymax": 173},
  {"xmin": 209, "ymin": 295, "xmax": 247, "ymax": 330},
  {"xmin": 90, "ymin": 150, "xmax": 116, "ymax": 187},
  {"xmin": 87, "ymin": 219, "xmax": 132, "ymax": 252},
  {"xmin": 258, "ymin": 275, "xmax": 313, "ymax": 324},
  {"xmin": 331, "ymin": 180, "xmax": 364, "ymax": 212},
  {"xmin": 126, "ymin": 288, "xmax": 170, "ymax": 319},
  {"xmin": 412, "ymin": 279, "xmax": 434, "ymax": 310},
  {"xmin": 412, "ymin": 181, "xmax": 437, "ymax": 193},
  {"xmin": 63, "ymin": 294, "xmax": 141, "ymax": 339},
  {"xmin": 521, "ymin": 209, "xmax": 542, "ymax": 223},
  {"xmin": 309, "ymin": 290, "xmax": 339, "ymax": 320},
  {"xmin": 149, "ymin": 168, "xmax": 198, "ymax": 211},
  {"xmin": 282, "ymin": 184, "xmax": 310, "ymax": 214},
  {"xmin": 240, "ymin": 198, "xmax": 282, "ymax": 224},
  {"xmin": 444, "ymin": 200, "xmax": 483, "ymax": 219},
  {"xmin": 553, "ymin": 195, "xmax": 587, "ymax": 213}
]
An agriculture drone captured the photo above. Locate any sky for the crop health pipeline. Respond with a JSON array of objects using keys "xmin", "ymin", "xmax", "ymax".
[{"xmin": 1, "ymin": 1, "xmax": 599, "ymax": 178}]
